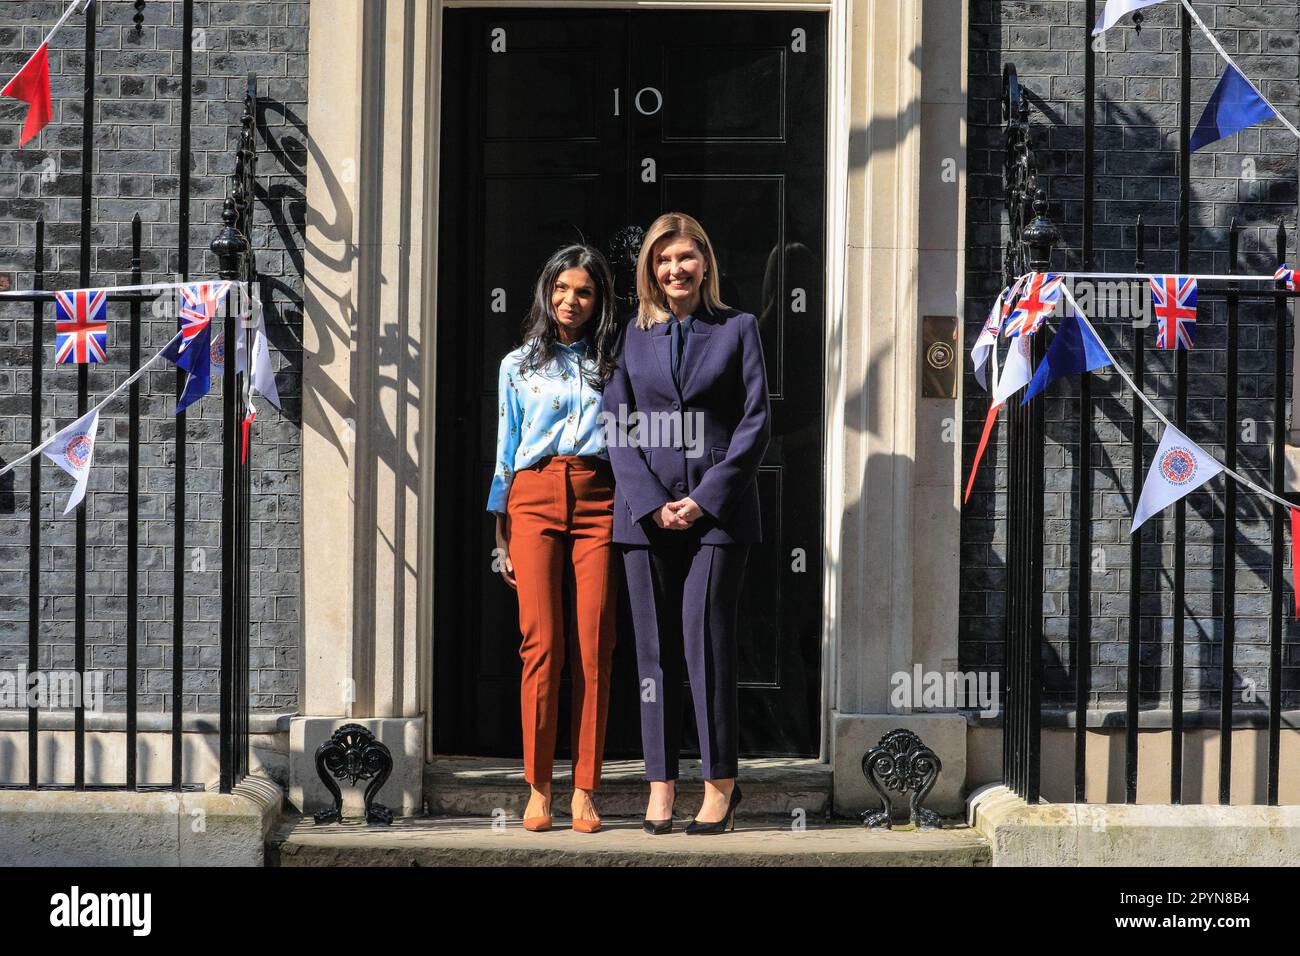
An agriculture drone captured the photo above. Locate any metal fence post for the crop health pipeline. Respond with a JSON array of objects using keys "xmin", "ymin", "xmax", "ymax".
[{"xmin": 212, "ymin": 199, "xmax": 248, "ymax": 794}]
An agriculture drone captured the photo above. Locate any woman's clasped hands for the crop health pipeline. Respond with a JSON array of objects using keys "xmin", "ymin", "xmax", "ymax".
[{"xmin": 653, "ymin": 496, "xmax": 703, "ymax": 530}]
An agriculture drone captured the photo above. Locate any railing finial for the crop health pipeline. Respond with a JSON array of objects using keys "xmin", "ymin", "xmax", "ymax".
[
  {"xmin": 1024, "ymin": 189, "xmax": 1058, "ymax": 271},
  {"xmin": 211, "ymin": 198, "xmax": 247, "ymax": 280}
]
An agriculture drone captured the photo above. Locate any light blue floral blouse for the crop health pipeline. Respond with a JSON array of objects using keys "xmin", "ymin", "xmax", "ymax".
[{"xmin": 485, "ymin": 337, "xmax": 608, "ymax": 514}]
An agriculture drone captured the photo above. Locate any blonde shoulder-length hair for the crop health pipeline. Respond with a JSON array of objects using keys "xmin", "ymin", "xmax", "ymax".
[{"xmin": 634, "ymin": 212, "xmax": 727, "ymax": 330}]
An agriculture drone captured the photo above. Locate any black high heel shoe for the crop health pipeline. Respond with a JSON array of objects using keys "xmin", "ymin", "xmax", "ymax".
[
  {"xmin": 685, "ymin": 783, "xmax": 742, "ymax": 835},
  {"xmin": 643, "ymin": 785, "xmax": 676, "ymax": 834}
]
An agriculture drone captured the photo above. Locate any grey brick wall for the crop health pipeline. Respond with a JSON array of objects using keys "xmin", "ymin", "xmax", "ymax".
[
  {"xmin": 963, "ymin": 0, "xmax": 1299, "ymax": 713},
  {"xmin": 0, "ymin": 0, "xmax": 307, "ymax": 714}
]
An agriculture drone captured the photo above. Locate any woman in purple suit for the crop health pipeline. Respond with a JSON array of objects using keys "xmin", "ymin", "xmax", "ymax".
[{"xmin": 601, "ymin": 212, "xmax": 770, "ymax": 834}]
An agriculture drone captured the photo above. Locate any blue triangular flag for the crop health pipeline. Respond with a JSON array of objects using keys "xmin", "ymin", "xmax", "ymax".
[
  {"xmin": 161, "ymin": 324, "xmax": 212, "ymax": 414},
  {"xmin": 1021, "ymin": 309, "xmax": 1111, "ymax": 404},
  {"xmin": 1190, "ymin": 65, "xmax": 1277, "ymax": 151}
]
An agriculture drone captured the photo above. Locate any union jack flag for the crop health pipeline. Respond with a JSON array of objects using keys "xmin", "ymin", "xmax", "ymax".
[
  {"xmin": 1003, "ymin": 272, "xmax": 1063, "ymax": 337},
  {"xmin": 53, "ymin": 288, "xmax": 108, "ymax": 364},
  {"xmin": 176, "ymin": 281, "xmax": 232, "ymax": 353},
  {"xmin": 1149, "ymin": 274, "xmax": 1197, "ymax": 350},
  {"xmin": 983, "ymin": 275, "xmax": 1028, "ymax": 338},
  {"xmin": 1275, "ymin": 264, "xmax": 1298, "ymax": 291}
]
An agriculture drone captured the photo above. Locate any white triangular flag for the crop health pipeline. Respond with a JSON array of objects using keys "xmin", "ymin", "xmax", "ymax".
[
  {"xmin": 211, "ymin": 294, "xmax": 281, "ymax": 411},
  {"xmin": 41, "ymin": 408, "xmax": 100, "ymax": 515},
  {"xmin": 992, "ymin": 328, "xmax": 1033, "ymax": 406},
  {"xmin": 1131, "ymin": 423, "xmax": 1222, "ymax": 533},
  {"xmin": 248, "ymin": 321, "xmax": 281, "ymax": 410},
  {"xmin": 1092, "ymin": 0, "xmax": 1166, "ymax": 35},
  {"xmin": 971, "ymin": 293, "xmax": 1004, "ymax": 391},
  {"xmin": 985, "ymin": 330, "xmax": 1001, "ymax": 395}
]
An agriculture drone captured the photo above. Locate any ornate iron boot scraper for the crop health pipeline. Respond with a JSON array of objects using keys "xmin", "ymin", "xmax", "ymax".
[
  {"xmin": 860, "ymin": 729, "xmax": 942, "ymax": 830},
  {"xmin": 313, "ymin": 724, "xmax": 395, "ymax": 826}
]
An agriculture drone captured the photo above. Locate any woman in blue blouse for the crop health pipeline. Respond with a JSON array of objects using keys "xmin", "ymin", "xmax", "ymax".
[{"xmin": 486, "ymin": 244, "xmax": 620, "ymax": 833}]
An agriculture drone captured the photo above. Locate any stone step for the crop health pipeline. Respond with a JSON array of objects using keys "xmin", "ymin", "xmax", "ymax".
[
  {"xmin": 269, "ymin": 814, "xmax": 990, "ymax": 867},
  {"xmin": 423, "ymin": 756, "xmax": 835, "ymax": 818}
]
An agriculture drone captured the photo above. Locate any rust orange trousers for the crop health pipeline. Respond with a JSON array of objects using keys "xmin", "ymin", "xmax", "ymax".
[{"xmin": 507, "ymin": 455, "xmax": 618, "ymax": 790}]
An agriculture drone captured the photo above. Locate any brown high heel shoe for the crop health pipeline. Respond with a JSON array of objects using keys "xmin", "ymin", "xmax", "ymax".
[
  {"xmin": 523, "ymin": 787, "xmax": 552, "ymax": 831},
  {"xmin": 571, "ymin": 790, "xmax": 601, "ymax": 833}
]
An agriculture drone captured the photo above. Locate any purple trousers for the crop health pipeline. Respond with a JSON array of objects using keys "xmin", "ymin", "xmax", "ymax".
[{"xmin": 621, "ymin": 530, "xmax": 749, "ymax": 781}]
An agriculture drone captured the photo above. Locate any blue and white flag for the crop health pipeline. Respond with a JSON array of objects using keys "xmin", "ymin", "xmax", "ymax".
[
  {"xmin": 1021, "ymin": 308, "xmax": 1112, "ymax": 404},
  {"xmin": 1190, "ymin": 65, "xmax": 1278, "ymax": 151},
  {"xmin": 41, "ymin": 407, "xmax": 99, "ymax": 515},
  {"xmin": 971, "ymin": 291, "xmax": 1006, "ymax": 392},
  {"xmin": 1092, "ymin": 0, "xmax": 1166, "ymax": 35},
  {"xmin": 1131, "ymin": 423, "xmax": 1222, "ymax": 533},
  {"xmin": 161, "ymin": 323, "xmax": 211, "ymax": 415},
  {"xmin": 159, "ymin": 282, "xmax": 241, "ymax": 415}
]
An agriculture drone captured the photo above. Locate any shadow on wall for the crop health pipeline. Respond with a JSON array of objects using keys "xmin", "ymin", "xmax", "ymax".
[{"xmin": 255, "ymin": 95, "xmax": 308, "ymax": 426}]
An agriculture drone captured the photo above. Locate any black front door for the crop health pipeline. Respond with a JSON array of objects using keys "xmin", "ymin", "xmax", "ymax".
[{"xmin": 434, "ymin": 8, "xmax": 826, "ymax": 760}]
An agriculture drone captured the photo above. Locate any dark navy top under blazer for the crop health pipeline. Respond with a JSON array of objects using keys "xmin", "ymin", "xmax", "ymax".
[{"xmin": 602, "ymin": 305, "xmax": 771, "ymax": 546}]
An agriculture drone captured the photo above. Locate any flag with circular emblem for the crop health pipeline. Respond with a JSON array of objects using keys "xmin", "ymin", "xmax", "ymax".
[
  {"xmin": 41, "ymin": 407, "xmax": 100, "ymax": 515},
  {"xmin": 1131, "ymin": 422, "xmax": 1223, "ymax": 533}
]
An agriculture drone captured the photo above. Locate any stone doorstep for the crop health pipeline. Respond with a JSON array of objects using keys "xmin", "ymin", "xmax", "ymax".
[
  {"xmin": 968, "ymin": 784, "xmax": 1300, "ymax": 867},
  {"xmin": 268, "ymin": 813, "xmax": 990, "ymax": 867},
  {"xmin": 425, "ymin": 756, "xmax": 834, "ymax": 818},
  {"xmin": 0, "ymin": 774, "xmax": 285, "ymax": 867}
]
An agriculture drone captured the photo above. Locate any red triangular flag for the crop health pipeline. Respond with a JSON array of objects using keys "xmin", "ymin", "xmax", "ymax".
[
  {"xmin": 2, "ymin": 42, "xmax": 52, "ymax": 147},
  {"xmin": 964, "ymin": 400, "xmax": 1003, "ymax": 504},
  {"xmin": 1291, "ymin": 509, "xmax": 1300, "ymax": 621},
  {"xmin": 240, "ymin": 406, "xmax": 255, "ymax": 465}
]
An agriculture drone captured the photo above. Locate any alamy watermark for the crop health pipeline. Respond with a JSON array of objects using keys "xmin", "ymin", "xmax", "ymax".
[
  {"xmin": 890, "ymin": 664, "xmax": 999, "ymax": 718},
  {"xmin": 0, "ymin": 670, "xmax": 107, "ymax": 712},
  {"xmin": 1060, "ymin": 278, "xmax": 1151, "ymax": 327},
  {"xmin": 598, "ymin": 403, "xmax": 707, "ymax": 458}
]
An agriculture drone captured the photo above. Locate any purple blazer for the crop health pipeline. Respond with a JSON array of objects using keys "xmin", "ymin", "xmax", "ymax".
[{"xmin": 602, "ymin": 305, "xmax": 771, "ymax": 546}]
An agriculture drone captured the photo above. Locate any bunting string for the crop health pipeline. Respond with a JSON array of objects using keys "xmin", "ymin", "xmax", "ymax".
[
  {"xmin": 0, "ymin": 276, "xmax": 274, "ymax": 482},
  {"xmin": 44, "ymin": 0, "xmax": 88, "ymax": 45},
  {"xmin": 1055, "ymin": 282, "xmax": 1294, "ymax": 513},
  {"xmin": 2, "ymin": 272, "xmax": 1286, "ymax": 303},
  {"xmin": 0, "ymin": 278, "xmax": 248, "ymax": 300},
  {"xmin": 1058, "ymin": 269, "xmax": 1293, "ymax": 284},
  {"xmin": 0, "ymin": 326, "xmax": 184, "ymax": 478}
]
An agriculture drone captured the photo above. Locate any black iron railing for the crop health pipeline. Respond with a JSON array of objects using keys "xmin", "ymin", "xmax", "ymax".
[
  {"xmin": 1001, "ymin": 64, "xmax": 1048, "ymax": 804},
  {"xmin": 999, "ymin": 13, "xmax": 1298, "ymax": 807},
  {"xmin": 2, "ymin": 3, "xmax": 254, "ymax": 794}
]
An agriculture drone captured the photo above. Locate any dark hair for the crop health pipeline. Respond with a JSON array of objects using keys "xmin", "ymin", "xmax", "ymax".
[{"xmin": 517, "ymin": 244, "xmax": 617, "ymax": 388}]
